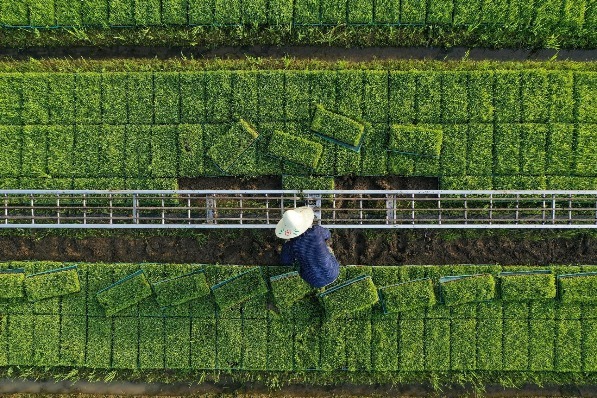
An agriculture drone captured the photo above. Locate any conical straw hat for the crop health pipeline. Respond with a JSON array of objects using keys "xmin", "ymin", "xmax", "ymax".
[{"xmin": 275, "ymin": 206, "xmax": 315, "ymax": 239}]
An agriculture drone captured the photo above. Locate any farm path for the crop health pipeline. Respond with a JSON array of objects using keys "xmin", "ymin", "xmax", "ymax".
[{"xmin": 1, "ymin": 46, "xmax": 597, "ymax": 61}]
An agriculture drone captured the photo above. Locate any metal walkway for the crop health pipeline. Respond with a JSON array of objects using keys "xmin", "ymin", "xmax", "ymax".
[{"xmin": 0, "ymin": 190, "xmax": 596, "ymax": 229}]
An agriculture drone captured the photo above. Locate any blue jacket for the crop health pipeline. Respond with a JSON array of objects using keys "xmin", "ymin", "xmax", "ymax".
[{"xmin": 280, "ymin": 225, "xmax": 340, "ymax": 288}]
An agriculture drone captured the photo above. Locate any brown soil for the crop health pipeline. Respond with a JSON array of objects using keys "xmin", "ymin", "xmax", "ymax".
[{"xmin": 0, "ymin": 229, "xmax": 594, "ymax": 265}]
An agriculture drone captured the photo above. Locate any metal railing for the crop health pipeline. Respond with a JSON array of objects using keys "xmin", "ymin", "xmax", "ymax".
[{"xmin": 0, "ymin": 190, "xmax": 596, "ymax": 229}]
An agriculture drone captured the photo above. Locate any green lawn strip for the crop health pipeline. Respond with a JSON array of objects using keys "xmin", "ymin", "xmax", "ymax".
[
  {"xmin": 96, "ymin": 269, "xmax": 152, "ymax": 316},
  {"xmin": 24, "ymin": 265, "xmax": 81, "ymax": 302}
]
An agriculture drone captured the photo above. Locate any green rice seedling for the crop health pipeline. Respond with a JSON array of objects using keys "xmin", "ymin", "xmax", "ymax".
[
  {"xmin": 75, "ymin": 73, "xmax": 102, "ymax": 124},
  {"xmin": 576, "ymin": 72, "xmax": 597, "ymax": 123},
  {"xmin": 399, "ymin": 318, "xmax": 425, "ymax": 370},
  {"xmin": 124, "ymin": 124, "xmax": 152, "ymax": 178},
  {"xmin": 0, "ymin": 126, "xmax": 21, "ymax": 178},
  {"xmin": 47, "ymin": 125, "xmax": 75, "ymax": 177},
  {"xmin": 21, "ymin": 125, "xmax": 48, "ymax": 177},
  {"xmin": 231, "ymin": 71, "xmax": 258, "ymax": 121},
  {"xmin": 494, "ymin": 123, "xmax": 520, "ymax": 175},
  {"xmin": 152, "ymin": 269, "xmax": 210, "ymax": 308},
  {"xmin": 151, "ymin": 125, "xmax": 178, "ymax": 177},
  {"xmin": 24, "ymin": 265, "xmax": 81, "ymax": 301},
  {"xmin": 294, "ymin": 0, "xmax": 319, "ymax": 23},
  {"xmin": 0, "ymin": 74, "xmax": 22, "ymax": 124},
  {"xmin": 1, "ymin": 1, "xmax": 29, "ymax": 25},
  {"xmin": 545, "ymin": 124, "xmax": 574, "ymax": 175},
  {"xmin": 96, "ymin": 270, "xmax": 152, "ymax": 316},
  {"xmin": 378, "ymin": 278, "xmax": 436, "ymax": 314},
  {"xmin": 468, "ymin": 71, "xmax": 494, "ymax": 123},
  {"xmin": 555, "ymin": 319, "xmax": 582, "ymax": 371},
  {"xmin": 217, "ymin": 318, "xmax": 242, "ymax": 369},
  {"xmin": 547, "ymin": 176, "xmax": 597, "ymax": 190},
  {"xmin": 321, "ymin": 0, "xmax": 345, "ymax": 23},
  {"xmin": 451, "ymin": 319, "xmax": 477, "ymax": 370},
  {"xmin": 499, "ymin": 270, "xmax": 556, "ymax": 301},
  {"xmin": 466, "ymin": 124, "xmax": 493, "ymax": 176},
  {"xmin": 442, "ymin": 72, "xmax": 469, "ymax": 124},
  {"xmin": 337, "ymin": 70, "xmax": 363, "ymax": 120},
  {"xmin": 521, "ymin": 70, "xmax": 549, "ymax": 123},
  {"xmin": 401, "ymin": 0, "xmax": 426, "ymax": 22},
  {"xmin": 440, "ymin": 124, "xmax": 467, "ymax": 175},
  {"xmin": 188, "ymin": 0, "xmax": 213, "ymax": 24},
  {"xmin": 389, "ymin": 124, "xmax": 443, "ymax": 158},
  {"xmin": 48, "ymin": 73, "xmax": 75, "ymax": 124},
  {"xmin": 440, "ymin": 273, "xmax": 495, "ymax": 306},
  {"xmin": 267, "ymin": 129, "xmax": 323, "ymax": 169},
  {"xmin": 347, "ymin": 0, "xmax": 373, "ymax": 22},
  {"xmin": 162, "ymin": 0, "xmax": 187, "ymax": 24},
  {"xmin": 258, "ymin": 71, "xmax": 285, "ymax": 122},
  {"xmin": 127, "ymin": 73, "xmax": 153, "ymax": 123},
  {"xmin": 165, "ymin": 318, "xmax": 191, "ymax": 369},
  {"xmin": 207, "ymin": 119, "xmax": 259, "ymax": 172},
  {"xmin": 286, "ymin": 71, "xmax": 311, "ymax": 121},
  {"xmin": 180, "ymin": 73, "xmax": 206, "ymax": 123},
  {"xmin": 211, "ymin": 267, "xmax": 268, "ymax": 311},
  {"xmin": 214, "ymin": 0, "xmax": 241, "ymax": 23},
  {"xmin": 134, "ymin": 0, "xmax": 160, "ymax": 25},
  {"xmin": 243, "ymin": 318, "xmax": 268, "ymax": 369},
  {"xmin": 55, "ymin": 0, "xmax": 81, "ymax": 25},
  {"xmin": 311, "ymin": 105, "xmax": 365, "ymax": 149},
  {"xmin": 268, "ymin": 0, "xmax": 293, "ymax": 23},
  {"xmin": 575, "ymin": 124, "xmax": 597, "ymax": 176},
  {"xmin": 112, "ymin": 316, "xmax": 138, "ymax": 369},
  {"xmin": 269, "ymin": 271, "xmax": 312, "ymax": 310},
  {"xmin": 139, "ymin": 316, "xmax": 164, "ymax": 368},
  {"xmin": 98, "ymin": 124, "xmax": 126, "ymax": 177},
  {"xmin": 102, "ymin": 73, "xmax": 128, "ymax": 124},
  {"xmin": 22, "ymin": 73, "xmax": 49, "ymax": 124},
  {"xmin": 373, "ymin": 0, "xmax": 398, "ymax": 22},
  {"xmin": 81, "ymin": 0, "xmax": 109, "ymax": 25},
  {"xmin": 108, "ymin": 0, "xmax": 134, "ymax": 25},
  {"xmin": 494, "ymin": 71, "xmax": 521, "ymax": 123},
  {"xmin": 318, "ymin": 275, "xmax": 378, "ymax": 319},
  {"xmin": 416, "ymin": 72, "xmax": 442, "ymax": 123},
  {"xmin": 178, "ymin": 124, "xmax": 203, "ymax": 176},
  {"xmin": 33, "ymin": 315, "xmax": 60, "ymax": 366},
  {"xmin": 0, "ymin": 268, "xmax": 25, "ymax": 299},
  {"xmin": 205, "ymin": 71, "xmax": 232, "ymax": 123},
  {"xmin": 59, "ymin": 316, "xmax": 86, "ymax": 366},
  {"xmin": 242, "ymin": 0, "xmax": 266, "ymax": 26},
  {"xmin": 520, "ymin": 124, "xmax": 547, "ymax": 175},
  {"xmin": 425, "ymin": 318, "xmax": 450, "ymax": 371},
  {"xmin": 190, "ymin": 317, "xmax": 216, "ymax": 368},
  {"xmin": 558, "ymin": 272, "xmax": 597, "ymax": 303},
  {"xmin": 154, "ymin": 72, "xmax": 180, "ymax": 124},
  {"xmin": 492, "ymin": 175, "xmax": 546, "ymax": 190}
]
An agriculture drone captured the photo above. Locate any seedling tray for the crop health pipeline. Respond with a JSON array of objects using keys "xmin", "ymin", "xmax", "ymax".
[
  {"xmin": 209, "ymin": 134, "xmax": 261, "ymax": 174},
  {"xmin": 310, "ymin": 105, "xmax": 366, "ymax": 152},
  {"xmin": 25, "ymin": 265, "xmax": 81, "ymax": 302},
  {"xmin": 211, "ymin": 267, "xmax": 268, "ymax": 311},
  {"xmin": 313, "ymin": 131, "xmax": 366, "ymax": 153},
  {"xmin": 439, "ymin": 273, "xmax": 495, "ymax": 306},
  {"xmin": 498, "ymin": 270, "xmax": 556, "ymax": 301},
  {"xmin": 557, "ymin": 271, "xmax": 597, "ymax": 303},
  {"xmin": 0, "ymin": 268, "xmax": 25, "ymax": 299},
  {"xmin": 152, "ymin": 269, "xmax": 210, "ymax": 308},
  {"xmin": 318, "ymin": 274, "xmax": 378, "ymax": 319},
  {"xmin": 269, "ymin": 270, "xmax": 312, "ymax": 310},
  {"xmin": 378, "ymin": 277, "xmax": 436, "ymax": 314},
  {"xmin": 96, "ymin": 269, "xmax": 153, "ymax": 316}
]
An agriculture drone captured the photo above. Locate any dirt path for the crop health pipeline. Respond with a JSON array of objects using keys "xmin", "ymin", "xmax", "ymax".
[{"xmin": 1, "ymin": 45, "xmax": 596, "ymax": 61}]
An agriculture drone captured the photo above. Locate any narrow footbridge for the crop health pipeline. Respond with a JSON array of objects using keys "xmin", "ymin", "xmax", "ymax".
[{"xmin": 0, "ymin": 190, "xmax": 595, "ymax": 229}]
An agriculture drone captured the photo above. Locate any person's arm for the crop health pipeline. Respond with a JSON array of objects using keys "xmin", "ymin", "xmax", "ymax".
[{"xmin": 280, "ymin": 241, "xmax": 294, "ymax": 265}]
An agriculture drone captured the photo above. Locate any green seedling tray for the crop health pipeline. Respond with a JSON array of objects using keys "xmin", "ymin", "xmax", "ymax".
[
  {"xmin": 0, "ymin": 268, "xmax": 25, "ymax": 299},
  {"xmin": 318, "ymin": 274, "xmax": 379, "ymax": 319},
  {"xmin": 269, "ymin": 270, "xmax": 312, "ymax": 310},
  {"xmin": 557, "ymin": 272, "xmax": 597, "ymax": 302},
  {"xmin": 378, "ymin": 277, "xmax": 436, "ymax": 314},
  {"xmin": 439, "ymin": 273, "xmax": 495, "ymax": 306},
  {"xmin": 96, "ymin": 269, "xmax": 153, "ymax": 316},
  {"xmin": 498, "ymin": 270, "xmax": 556, "ymax": 301},
  {"xmin": 211, "ymin": 267, "xmax": 268, "ymax": 311},
  {"xmin": 210, "ymin": 135, "xmax": 261, "ymax": 175},
  {"xmin": 25, "ymin": 265, "xmax": 81, "ymax": 302},
  {"xmin": 152, "ymin": 269, "xmax": 210, "ymax": 309}
]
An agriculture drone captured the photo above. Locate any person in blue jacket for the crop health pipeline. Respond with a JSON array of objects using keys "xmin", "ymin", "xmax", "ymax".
[{"xmin": 277, "ymin": 206, "xmax": 340, "ymax": 288}]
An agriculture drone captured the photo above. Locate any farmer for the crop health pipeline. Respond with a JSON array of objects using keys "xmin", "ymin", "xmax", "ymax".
[{"xmin": 277, "ymin": 206, "xmax": 340, "ymax": 288}]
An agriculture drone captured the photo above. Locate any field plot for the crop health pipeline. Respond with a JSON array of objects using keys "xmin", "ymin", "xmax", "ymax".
[
  {"xmin": 0, "ymin": 0, "xmax": 593, "ymax": 33},
  {"xmin": 0, "ymin": 67, "xmax": 595, "ymax": 190},
  {"xmin": 2, "ymin": 261, "xmax": 597, "ymax": 376}
]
